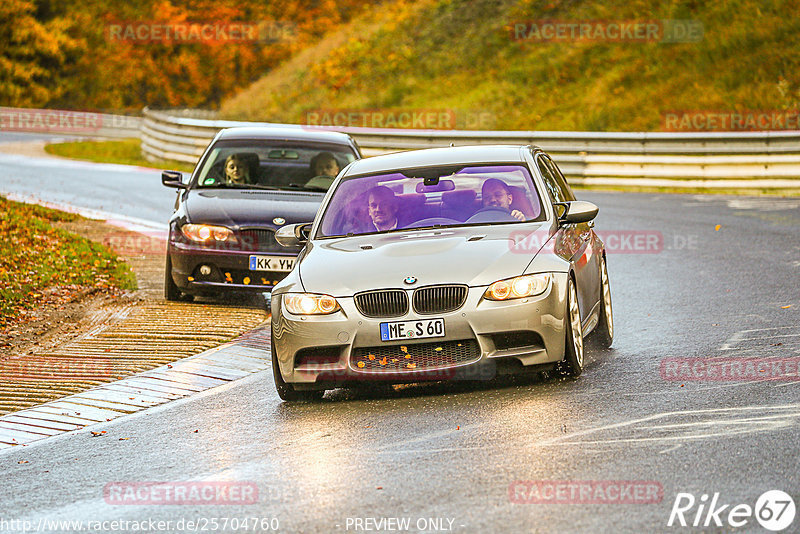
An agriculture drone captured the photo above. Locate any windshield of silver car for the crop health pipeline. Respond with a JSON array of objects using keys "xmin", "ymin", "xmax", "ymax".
[
  {"xmin": 194, "ymin": 141, "xmax": 358, "ymax": 191},
  {"xmin": 317, "ymin": 164, "xmax": 545, "ymax": 237}
]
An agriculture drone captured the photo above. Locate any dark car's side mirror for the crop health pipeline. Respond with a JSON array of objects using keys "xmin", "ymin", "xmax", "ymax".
[
  {"xmin": 162, "ymin": 170, "xmax": 187, "ymax": 189},
  {"xmin": 560, "ymin": 201, "xmax": 599, "ymax": 224},
  {"xmin": 275, "ymin": 223, "xmax": 312, "ymax": 247}
]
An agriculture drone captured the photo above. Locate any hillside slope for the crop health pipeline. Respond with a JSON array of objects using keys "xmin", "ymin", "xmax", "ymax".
[{"xmin": 220, "ymin": 0, "xmax": 800, "ymax": 131}]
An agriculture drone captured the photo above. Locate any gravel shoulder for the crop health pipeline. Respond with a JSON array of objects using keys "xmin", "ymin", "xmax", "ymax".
[{"xmin": 0, "ymin": 217, "xmax": 267, "ymax": 416}]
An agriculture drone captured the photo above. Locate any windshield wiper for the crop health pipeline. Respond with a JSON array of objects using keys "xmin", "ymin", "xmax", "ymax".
[
  {"xmin": 201, "ymin": 183, "xmax": 280, "ymax": 190},
  {"xmin": 405, "ymin": 224, "xmax": 445, "ymax": 231}
]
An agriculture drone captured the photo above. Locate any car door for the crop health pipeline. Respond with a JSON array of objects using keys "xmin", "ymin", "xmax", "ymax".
[
  {"xmin": 535, "ymin": 153, "xmax": 584, "ymax": 291},
  {"xmin": 543, "ymin": 155, "xmax": 601, "ymax": 322}
]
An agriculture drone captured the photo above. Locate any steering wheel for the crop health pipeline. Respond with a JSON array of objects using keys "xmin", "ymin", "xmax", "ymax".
[{"xmin": 466, "ymin": 206, "xmax": 516, "ymax": 223}]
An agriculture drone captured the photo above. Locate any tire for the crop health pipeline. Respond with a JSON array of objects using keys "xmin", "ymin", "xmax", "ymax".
[
  {"xmin": 559, "ymin": 276, "xmax": 584, "ymax": 377},
  {"xmin": 164, "ymin": 255, "xmax": 182, "ymax": 301},
  {"xmin": 271, "ymin": 338, "xmax": 324, "ymax": 402},
  {"xmin": 591, "ymin": 255, "xmax": 614, "ymax": 349}
]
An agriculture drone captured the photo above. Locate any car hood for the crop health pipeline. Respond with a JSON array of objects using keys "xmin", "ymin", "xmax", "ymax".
[
  {"xmin": 185, "ymin": 189, "xmax": 323, "ymax": 227},
  {"xmin": 299, "ymin": 223, "xmax": 551, "ymax": 295}
]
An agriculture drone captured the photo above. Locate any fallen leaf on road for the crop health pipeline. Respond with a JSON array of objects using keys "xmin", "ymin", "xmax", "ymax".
[
  {"xmin": 781, "ymin": 305, "xmax": 792, "ymax": 309},
  {"xmin": 90, "ymin": 431, "xmax": 106, "ymax": 437},
  {"xmin": 18, "ymin": 460, "xmax": 28, "ymax": 464},
  {"xmin": 715, "ymin": 225, "xmax": 721, "ymax": 231},
  {"xmin": 119, "ymin": 437, "xmax": 130, "ymax": 441}
]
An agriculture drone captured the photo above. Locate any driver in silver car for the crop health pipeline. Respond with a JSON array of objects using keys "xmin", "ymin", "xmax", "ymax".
[{"xmin": 481, "ymin": 178, "xmax": 526, "ymax": 221}]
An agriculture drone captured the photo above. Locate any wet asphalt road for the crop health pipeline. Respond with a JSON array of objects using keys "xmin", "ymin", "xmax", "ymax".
[
  {"xmin": 1, "ymin": 141, "xmax": 800, "ymax": 533},
  {"xmin": 0, "ymin": 132, "xmax": 174, "ymax": 225}
]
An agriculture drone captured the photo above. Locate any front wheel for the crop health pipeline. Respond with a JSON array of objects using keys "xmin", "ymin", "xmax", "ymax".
[
  {"xmin": 271, "ymin": 339, "xmax": 324, "ymax": 402},
  {"xmin": 590, "ymin": 255, "xmax": 613, "ymax": 349},
  {"xmin": 558, "ymin": 277, "xmax": 584, "ymax": 377},
  {"xmin": 164, "ymin": 255, "xmax": 182, "ymax": 301}
]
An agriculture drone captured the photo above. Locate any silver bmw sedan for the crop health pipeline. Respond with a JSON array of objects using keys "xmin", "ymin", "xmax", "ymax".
[{"xmin": 270, "ymin": 145, "xmax": 613, "ymax": 401}]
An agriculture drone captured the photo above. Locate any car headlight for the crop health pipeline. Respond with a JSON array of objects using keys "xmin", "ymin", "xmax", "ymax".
[
  {"xmin": 180, "ymin": 224, "xmax": 238, "ymax": 244},
  {"xmin": 283, "ymin": 293, "xmax": 340, "ymax": 315},
  {"xmin": 484, "ymin": 273, "xmax": 551, "ymax": 301}
]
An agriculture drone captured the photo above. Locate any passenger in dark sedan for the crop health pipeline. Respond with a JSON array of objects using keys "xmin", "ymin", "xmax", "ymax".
[{"xmin": 225, "ymin": 154, "xmax": 252, "ymax": 185}]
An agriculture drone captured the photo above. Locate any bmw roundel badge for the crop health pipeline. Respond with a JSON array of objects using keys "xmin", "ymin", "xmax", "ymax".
[
  {"xmin": 404, "ymin": 276, "xmax": 417, "ymax": 285},
  {"xmin": 273, "ymin": 217, "xmax": 286, "ymax": 225}
]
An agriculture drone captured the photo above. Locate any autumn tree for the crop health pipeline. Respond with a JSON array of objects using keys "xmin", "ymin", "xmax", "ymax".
[{"xmin": 0, "ymin": 0, "xmax": 77, "ymax": 107}]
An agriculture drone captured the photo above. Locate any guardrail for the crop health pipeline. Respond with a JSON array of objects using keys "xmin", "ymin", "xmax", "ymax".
[
  {"xmin": 141, "ymin": 108, "xmax": 800, "ymax": 187},
  {"xmin": 1, "ymin": 107, "xmax": 141, "ymax": 139}
]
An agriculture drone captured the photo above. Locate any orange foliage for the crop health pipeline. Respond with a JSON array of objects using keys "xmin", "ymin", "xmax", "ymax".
[{"xmin": 2, "ymin": 0, "xmax": 371, "ymax": 111}]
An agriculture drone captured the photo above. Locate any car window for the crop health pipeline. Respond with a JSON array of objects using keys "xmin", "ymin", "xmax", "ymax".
[
  {"xmin": 543, "ymin": 155, "xmax": 576, "ymax": 201},
  {"xmin": 193, "ymin": 140, "xmax": 358, "ymax": 191},
  {"xmin": 536, "ymin": 155, "xmax": 564, "ymax": 203},
  {"xmin": 317, "ymin": 164, "xmax": 545, "ymax": 238}
]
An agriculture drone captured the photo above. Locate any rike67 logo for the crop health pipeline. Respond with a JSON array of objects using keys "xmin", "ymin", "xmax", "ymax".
[{"xmin": 668, "ymin": 490, "xmax": 796, "ymax": 531}]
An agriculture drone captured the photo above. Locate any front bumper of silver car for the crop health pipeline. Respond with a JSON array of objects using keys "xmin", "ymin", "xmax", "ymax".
[{"xmin": 272, "ymin": 273, "xmax": 570, "ymax": 387}]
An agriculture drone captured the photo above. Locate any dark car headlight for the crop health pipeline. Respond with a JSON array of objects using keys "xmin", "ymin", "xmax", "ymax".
[
  {"xmin": 180, "ymin": 224, "xmax": 238, "ymax": 244},
  {"xmin": 283, "ymin": 293, "xmax": 340, "ymax": 315},
  {"xmin": 484, "ymin": 273, "xmax": 552, "ymax": 301}
]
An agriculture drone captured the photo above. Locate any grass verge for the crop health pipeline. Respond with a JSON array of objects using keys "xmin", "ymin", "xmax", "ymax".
[
  {"xmin": 0, "ymin": 196, "xmax": 137, "ymax": 327},
  {"xmin": 44, "ymin": 138, "xmax": 195, "ymax": 173}
]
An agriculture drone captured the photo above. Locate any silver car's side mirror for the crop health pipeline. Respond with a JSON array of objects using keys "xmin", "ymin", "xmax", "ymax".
[
  {"xmin": 561, "ymin": 201, "xmax": 599, "ymax": 224},
  {"xmin": 275, "ymin": 223, "xmax": 312, "ymax": 247}
]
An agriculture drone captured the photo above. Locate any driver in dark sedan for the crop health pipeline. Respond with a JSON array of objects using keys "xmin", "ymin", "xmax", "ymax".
[
  {"xmin": 481, "ymin": 178, "xmax": 525, "ymax": 221},
  {"xmin": 304, "ymin": 152, "xmax": 340, "ymax": 190}
]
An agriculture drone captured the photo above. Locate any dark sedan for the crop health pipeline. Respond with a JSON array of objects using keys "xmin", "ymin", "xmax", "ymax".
[{"xmin": 161, "ymin": 126, "xmax": 361, "ymax": 300}]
